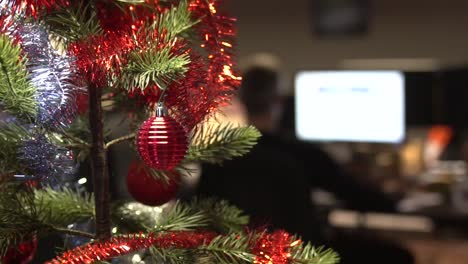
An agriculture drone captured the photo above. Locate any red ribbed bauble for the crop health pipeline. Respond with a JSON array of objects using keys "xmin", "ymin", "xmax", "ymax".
[
  {"xmin": 2, "ymin": 236, "xmax": 37, "ymax": 264},
  {"xmin": 137, "ymin": 115, "xmax": 188, "ymax": 170},
  {"xmin": 127, "ymin": 160, "xmax": 181, "ymax": 206}
]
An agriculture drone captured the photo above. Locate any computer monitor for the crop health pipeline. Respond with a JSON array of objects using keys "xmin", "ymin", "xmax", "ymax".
[{"xmin": 295, "ymin": 70, "xmax": 405, "ymax": 143}]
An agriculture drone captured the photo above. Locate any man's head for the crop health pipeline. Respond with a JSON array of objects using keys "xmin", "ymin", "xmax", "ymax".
[{"xmin": 239, "ymin": 67, "xmax": 282, "ymax": 132}]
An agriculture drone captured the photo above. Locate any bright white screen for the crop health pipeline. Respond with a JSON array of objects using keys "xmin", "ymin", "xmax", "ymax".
[{"xmin": 295, "ymin": 71, "xmax": 405, "ymax": 143}]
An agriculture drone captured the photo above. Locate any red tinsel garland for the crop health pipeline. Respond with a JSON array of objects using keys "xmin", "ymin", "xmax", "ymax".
[
  {"xmin": 0, "ymin": 1, "xmax": 21, "ymax": 37},
  {"xmin": 68, "ymin": 32, "xmax": 133, "ymax": 87},
  {"xmin": 252, "ymin": 230, "xmax": 301, "ymax": 264},
  {"xmin": 69, "ymin": 0, "xmax": 241, "ymax": 131},
  {"xmin": 180, "ymin": 0, "xmax": 241, "ymax": 129},
  {"xmin": 11, "ymin": 0, "xmax": 70, "ymax": 17},
  {"xmin": 46, "ymin": 230, "xmax": 303, "ymax": 264},
  {"xmin": 95, "ymin": 0, "xmax": 166, "ymax": 32},
  {"xmin": 5, "ymin": 0, "xmax": 241, "ymax": 130},
  {"xmin": 139, "ymin": 0, "xmax": 243, "ymax": 131},
  {"xmin": 46, "ymin": 231, "xmax": 218, "ymax": 264}
]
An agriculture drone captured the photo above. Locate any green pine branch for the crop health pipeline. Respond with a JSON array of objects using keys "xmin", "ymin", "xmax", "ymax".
[
  {"xmin": 0, "ymin": 184, "xmax": 41, "ymax": 256},
  {"xmin": 186, "ymin": 123, "xmax": 262, "ymax": 164},
  {"xmin": 34, "ymin": 187, "xmax": 95, "ymax": 227},
  {"xmin": 59, "ymin": 115, "xmax": 92, "ymax": 162},
  {"xmin": 119, "ymin": 0, "xmax": 195, "ymax": 91},
  {"xmin": 0, "ymin": 185, "xmax": 95, "ymax": 256},
  {"xmin": 113, "ymin": 198, "xmax": 249, "ymax": 234},
  {"xmin": 120, "ymin": 44, "xmax": 190, "ymax": 91},
  {"xmin": 197, "ymin": 234, "xmax": 255, "ymax": 264},
  {"xmin": 0, "ymin": 185, "xmax": 338, "ymax": 264},
  {"xmin": 0, "ymin": 35, "xmax": 37, "ymax": 121},
  {"xmin": 190, "ymin": 198, "xmax": 249, "ymax": 233},
  {"xmin": 149, "ymin": 247, "xmax": 196, "ymax": 264},
  {"xmin": 0, "ymin": 122, "xmax": 29, "ymax": 176},
  {"xmin": 154, "ymin": 201, "xmax": 210, "ymax": 232},
  {"xmin": 43, "ymin": 1, "xmax": 103, "ymax": 45},
  {"xmin": 290, "ymin": 242, "xmax": 340, "ymax": 264},
  {"xmin": 156, "ymin": 0, "xmax": 199, "ymax": 39}
]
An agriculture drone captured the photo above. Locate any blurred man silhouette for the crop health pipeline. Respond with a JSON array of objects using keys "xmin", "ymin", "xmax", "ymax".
[{"xmin": 196, "ymin": 66, "xmax": 414, "ymax": 264}]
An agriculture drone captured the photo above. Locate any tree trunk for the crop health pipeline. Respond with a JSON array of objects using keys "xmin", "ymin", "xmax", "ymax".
[{"xmin": 88, "ymin": 85, "xmax": 111, "ymax": 240}]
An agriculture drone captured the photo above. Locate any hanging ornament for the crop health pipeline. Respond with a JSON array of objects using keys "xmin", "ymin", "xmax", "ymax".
[
  {"xmin": 2, "ymin": 236, "xmax": 38, "ymax": 264},
  {"xmin": 126, "ymin": 160, "xmax": 180, "ymax": 206},
  {"xmin": 136, "ymin": 104, "xmax": 188, "ymax": 170}
]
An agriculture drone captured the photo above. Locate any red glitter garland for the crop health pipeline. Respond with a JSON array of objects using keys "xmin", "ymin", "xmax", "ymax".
[
  {"xmin": 46, "ymin": 231, "xmax": 218, "ymax": 264},
  {"xmin": 252, "ymin": 230, "xmax": 302, "ymax": 264}
]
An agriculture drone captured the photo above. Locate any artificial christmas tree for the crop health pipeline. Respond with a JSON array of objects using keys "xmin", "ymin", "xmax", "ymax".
[{"xmin": 0, "ymin": 0, "xmax": 339, "ymax": 263}]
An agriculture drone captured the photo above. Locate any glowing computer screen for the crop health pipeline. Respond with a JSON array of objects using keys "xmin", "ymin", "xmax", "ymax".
[{"xmin": 295, "ymin": 71, "xmax": 405, "ymax": 143}]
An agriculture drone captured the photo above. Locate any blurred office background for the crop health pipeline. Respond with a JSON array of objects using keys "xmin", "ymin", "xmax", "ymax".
[{"xmin": 215, "ymin": 1, "xmax": 468, "ymax": 263}]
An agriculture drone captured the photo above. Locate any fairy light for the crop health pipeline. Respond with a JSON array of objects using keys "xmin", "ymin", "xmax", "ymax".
[
  {"xmin": 290, "ymin": 240, "xmax": 301, "ymax": 247},
  {"xmin": 77, "ymin": 178, "xmax": 87, "ymax": 185},
  {"xmin": 131, "ymin": 254, "xmax": 142, "ymax": 263},
  {"xmin": 208, "ymin": 2, "xmax": 216, "ymax": 13},
  {"xmin": 222, "ymin": 65, "xmax": 242, "ymax": 80},
  {"xmin": 221, "ymin": 41, "xmax": 232, "ymax": 47}
]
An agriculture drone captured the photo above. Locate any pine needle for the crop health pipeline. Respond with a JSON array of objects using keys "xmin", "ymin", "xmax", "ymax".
[
  {"xmin": 156, "ymin": 0, "xmax": 199, "ymax": 39},
  {"xmin": 191, "ymin": 198, "xmax": 249, "ymax": 233},
  {"xmin": 121, "ymin": 44, "xmax": 190, "ymax": 91},
  {"xmin": 0, "ymin": 35, "xmax": 37, "ymax": 120},
  {"xmin": 0, "ymin": 122, "xmax": 29, "ymax": 175},
  {"xmin": 186, "ymin": 123, "xmax": 262, "ymax": 164},
  {"xmin": 0, "ymin": 184, "xmax": 41, "ymax": 256},
  {"xmin": 290, "ymin": 242, "xmax": 340, "ymax": 264},
  {"xmin": 149, "ymin": 247, "xmax": 196, "ymax": 264},
  {"xmin": 0, "ymin": 185, "xmax": 95, "ymax": 256},
  {"xmin": 34, "ymin": 187, "xmax": 95, "ymax": 226},
  {"xmin": 43, "ymin": 1, "xmax": 103, "ymax": 45},
  {"xmin": 197, "ymin": 234, "xmax": 255, "ymax": 264},
  {"xmin": 154, "ymin": 201, "xmax": 210, "ymax": 232}
]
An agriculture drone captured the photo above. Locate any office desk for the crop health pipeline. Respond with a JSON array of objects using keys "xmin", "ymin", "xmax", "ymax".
[{"xmin": 328, "ymin": 209, "xmax": 468, "ymax": 264}]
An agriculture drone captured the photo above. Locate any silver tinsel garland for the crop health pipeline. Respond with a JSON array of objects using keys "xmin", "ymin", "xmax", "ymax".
[
  {"xmin": 0, "ymin": 0, "xmax": 22, "ymax": 36},
  {"xmin": 18, "ymin": 133, "xmax": 77, "ymax": 185},
  {"xmin": 19, "ymin": 23, "xmax": 78, "ymax": 130}
]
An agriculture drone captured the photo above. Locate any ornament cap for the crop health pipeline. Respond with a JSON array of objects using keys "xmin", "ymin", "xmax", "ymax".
[{"xmin": 156, "ymin": 103, "xmax": 167, "ymax": 117}]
